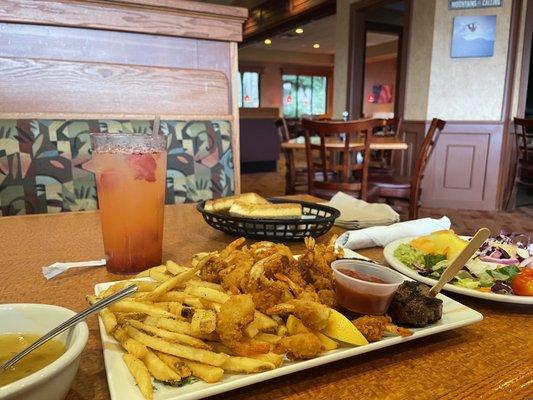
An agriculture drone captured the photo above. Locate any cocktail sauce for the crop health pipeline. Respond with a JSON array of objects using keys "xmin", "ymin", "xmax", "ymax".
[
  {"xmin": 337, "ymin": 268, "xmax": 387, "ymax": 283},
  {"xmin": 335, "ymin": 268, "xmax": 393, "ymax": 314}
]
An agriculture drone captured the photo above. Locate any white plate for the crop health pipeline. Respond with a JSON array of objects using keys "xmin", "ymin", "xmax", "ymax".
[
  {"xmin": 95, "ymin": 279, "xmax": 483, "ymax": 400},
  {"xmin": 383, "ymin": 237, "xmax": 533, "ymax": 305}
]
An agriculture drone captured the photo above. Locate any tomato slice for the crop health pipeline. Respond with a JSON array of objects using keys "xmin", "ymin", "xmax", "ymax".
[{"xmin": 511, "ymin": 268, "xmax": 533, "ymax": 296}]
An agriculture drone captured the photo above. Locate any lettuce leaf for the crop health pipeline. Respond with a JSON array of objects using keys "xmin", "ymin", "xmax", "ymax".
[
  {"xmin": 456, "ymin": 277, "xmax": 481, "ymax": 289},
  {"xmin": 424, "ymin": 253, "xmax": 447, "ymax": 268}
]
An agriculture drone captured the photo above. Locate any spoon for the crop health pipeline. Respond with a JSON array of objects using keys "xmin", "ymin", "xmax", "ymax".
[
  {"xmin": 1, "ymin": 284, "xmax": 138, "ymax": 371},
  {"xmin": 428, "ymin": 228, "xmax": 491, "ymax": 297},
  {"xmin": 153, "ymin": 115, "xmax": 160, "ymax": 136}
]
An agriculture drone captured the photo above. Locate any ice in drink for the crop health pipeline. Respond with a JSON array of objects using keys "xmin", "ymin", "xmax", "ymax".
[{"xmin": 91, "ymin": 133, "xmax": 167, "ymax": 274}]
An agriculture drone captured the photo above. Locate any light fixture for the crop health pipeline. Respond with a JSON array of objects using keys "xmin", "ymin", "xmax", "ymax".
[
  {"xmin": 312, "ymin": 43, "xmax": 320, "ymax": 49},
  {"xmin": 264, "ymin": 38, "xmax": 272, "ymax": 45},
  {"xmin": 295, "ymin": 27, "xmax": 304, "ymax": 34}
]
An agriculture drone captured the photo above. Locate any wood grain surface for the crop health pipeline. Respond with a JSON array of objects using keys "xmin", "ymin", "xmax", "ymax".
[
  {"xmin": 0, "ymin": 23, "xmax": 232, "ymax": 83},
  {"xmin": 0, "ymin": 196, "xmax": 531, "ymax": 400},
  {"xmin": 0, "ymin": 57, "xmax": 229, "ymax": 116},
  {"xmin": 0, "ymin": 0, "xmax": 248, "ymax": 42}
]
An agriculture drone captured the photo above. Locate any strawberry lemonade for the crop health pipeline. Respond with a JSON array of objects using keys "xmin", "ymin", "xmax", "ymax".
[{"xmin": 91, "ymin": 133, "xmax": 167, "ymax": 274}]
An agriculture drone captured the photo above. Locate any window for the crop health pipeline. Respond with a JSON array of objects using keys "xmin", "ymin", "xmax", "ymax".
[
  {"xmin": 237, "ymin": 71, "xmax": 260, "ymax": 108},
  {"xmin": 282, "ymin": 74, "xmax": 327, "ymax": 118}
]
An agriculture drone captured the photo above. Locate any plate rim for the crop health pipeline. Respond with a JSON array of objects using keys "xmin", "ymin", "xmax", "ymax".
[
  {"xmin": 94, "ymin": 278, "xmax": 483, "ymax": 400},
  {"xmin": 382, "ymin": 236, "xmax": 533, "ymax": 305}
]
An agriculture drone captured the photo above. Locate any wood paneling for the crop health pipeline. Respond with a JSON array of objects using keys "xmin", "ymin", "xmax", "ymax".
[
  {"xmin": 0, "ymin": 0, "xmax": 247, "ymax": 42},
  {"xmin": 0, "ymin": 57, "xmax": 229, "ymax": 116},
  {"xmin": 230, "ymin": 42, "xmax": 241, "ymax": 194},
  {"xmin": 392, "ymin": 120, "xmax": 424, "ymax": 177},
  {"xmin": 392, "ymin": 121, "xmax": 504, "ymax": 210},
  {"xmin": 0, "ymin": 23, "xmax": 231, "ymax": 81},
  {"xmin": 443, "ymin": 145, "xmax": 476, "ymax": 189},
  {"xmin": 243, "ymin": 0, "xmax": 335, "ymax": 41},
  {"xmin": 421, "ymin": 122, "xmax": 504, "ymax": 210}
]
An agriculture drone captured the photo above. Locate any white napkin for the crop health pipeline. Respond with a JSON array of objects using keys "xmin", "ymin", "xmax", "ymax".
[
  {"xmin": 336, "ymin": 216, "xmax": 451, "ymax": 250},
  {"xmin": 42, "ymin": 259, "xmax": 106, "ymax": 280},
  {"xmin": 326, "ymin": 192, "xmax": 399, "ymax": 226}
]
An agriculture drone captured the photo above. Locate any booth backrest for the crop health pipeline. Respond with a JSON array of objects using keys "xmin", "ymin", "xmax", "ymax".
[{"xmin": 0, "ymin": 119, "xmax": 234, "ymax": 216}]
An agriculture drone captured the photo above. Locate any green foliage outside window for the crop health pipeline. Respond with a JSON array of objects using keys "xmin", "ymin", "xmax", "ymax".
[
  {"xmin": 238, "ymin": 72, "xmax": 260, "ymax": 108},
  {"xmin": 282, "ymin": 75, "xmax": 327, "ymax": 118}
]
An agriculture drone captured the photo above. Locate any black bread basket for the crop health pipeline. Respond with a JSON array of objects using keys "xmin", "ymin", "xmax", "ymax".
[{"xmin": 196, "ymin": 198, "xmax": 340, "ymax": 241}]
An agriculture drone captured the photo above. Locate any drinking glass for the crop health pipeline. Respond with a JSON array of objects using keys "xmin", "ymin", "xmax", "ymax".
[{"xmin": 91, "ymin": 133, "xmax": 167, "ymax": 274}]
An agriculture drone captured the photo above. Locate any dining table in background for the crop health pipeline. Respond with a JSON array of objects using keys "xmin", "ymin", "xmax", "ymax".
[
  {"xmin": 281, "ymin": 136, "xmax": 409, "ymax": 151},
  {"xmin": 0, "ymin": 195, "xmax": 531, "ymax": 400}
]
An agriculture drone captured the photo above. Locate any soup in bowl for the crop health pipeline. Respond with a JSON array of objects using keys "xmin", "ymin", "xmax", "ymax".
[{"xmin": 0, "ymin": 304, "xmax": 88, "ymax": 400}]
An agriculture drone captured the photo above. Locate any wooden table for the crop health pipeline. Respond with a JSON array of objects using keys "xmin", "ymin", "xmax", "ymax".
[
  {"xmin": 0, "ymin": 197, "xmax": 531, "ymax": 400},
  {"xmin": 281, "ymin": 136, "xmax": 408, "ymax": 150}
]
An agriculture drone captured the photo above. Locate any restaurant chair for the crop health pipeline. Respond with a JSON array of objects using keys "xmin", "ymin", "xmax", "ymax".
[
  {"xmin": 368, "ymin": 118, "xmax": 446, "ymax": 220},
  {"xmin": 275, "ymin": 118, "xmax": 307, "ymax": 195},
  {"xmin": 302, "ymin": 118, "xmax": 380, "ymax": 201},
  {"xmin": 371, "ymin": 116, "xmax": 403, "ymax": 173},
  {"xmin": 512, "ymin": 117, "xmax": 533, "ymax": 193}
]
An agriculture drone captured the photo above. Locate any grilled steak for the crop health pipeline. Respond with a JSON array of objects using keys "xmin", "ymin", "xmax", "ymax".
[{"xmin": 388, "ymin": 281, "xmax": 443, "ymax": 327}]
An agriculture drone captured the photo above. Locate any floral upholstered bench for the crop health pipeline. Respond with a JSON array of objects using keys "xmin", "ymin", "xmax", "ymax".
[{"xmin": 0, "ymin": 119, "xmax": 234, "ymax": 216}]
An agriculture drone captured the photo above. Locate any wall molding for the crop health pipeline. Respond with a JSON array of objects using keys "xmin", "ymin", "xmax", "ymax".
[
  {"xmin": 0, "ymin": 0, "xmax": 248, "ymax": 42},
  {"xmin": 394, "ymin": 120, "xmax": 504, "ymax": 211}
]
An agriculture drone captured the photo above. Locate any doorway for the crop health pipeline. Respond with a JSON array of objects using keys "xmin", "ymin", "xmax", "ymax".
[
  {"xmin": 362, "ymin": 25, "xmax": 401, "ymax": 119},
  {"xmin": 509, "ymin": 0, "xmax": 533, "ymax": 209},
  {"xmin": 346, "ymin": 0, "xmax": 409, "ymax": 119}
]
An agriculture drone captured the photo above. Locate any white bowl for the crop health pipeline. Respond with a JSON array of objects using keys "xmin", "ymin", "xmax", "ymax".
[{"xmin": 0, "ymin": 304, "xmax": 89, "ymax": 400}]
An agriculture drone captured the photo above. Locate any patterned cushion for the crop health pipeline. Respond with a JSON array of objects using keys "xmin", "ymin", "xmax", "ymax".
[{"xmin": 0, "ymin": 119, "xmax": 234, "ymax": 216}]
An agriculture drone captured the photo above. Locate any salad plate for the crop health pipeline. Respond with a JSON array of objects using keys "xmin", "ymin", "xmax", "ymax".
[{"xmin": 383, "ymin": 235, "xmax": 533, "ymax": 305}]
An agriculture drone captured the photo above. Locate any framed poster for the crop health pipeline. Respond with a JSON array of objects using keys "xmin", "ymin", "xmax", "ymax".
[{"xmin": 451, "ymin": 15, "xmax": 497, "ymax": 58}]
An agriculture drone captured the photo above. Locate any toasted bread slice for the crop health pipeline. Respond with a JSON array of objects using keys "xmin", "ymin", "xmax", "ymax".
[
  {"xmin": 204, "ymin": 193, "xmax": 268, "ymax": 213},
  {"xmin": 229, "ymin": 202, "xmax": 302, "ymax": 219}
]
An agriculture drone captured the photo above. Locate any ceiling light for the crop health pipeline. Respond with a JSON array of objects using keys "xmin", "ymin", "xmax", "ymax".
[
  {"xmin": 313, "ymin": 43, "xmax": 320, "ymax": 49},
  {"xmin": 295, "ymin": 27, "xmax": 304, "ymax": 34},
  {"xmin": 264, "ymin": 38, "xmax": 272, "ymax": 45}
]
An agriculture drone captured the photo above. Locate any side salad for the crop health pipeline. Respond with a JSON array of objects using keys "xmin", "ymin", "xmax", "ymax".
[{"xmin": 394, "ymin": 230, "xmax": 533, "ymax": 296}]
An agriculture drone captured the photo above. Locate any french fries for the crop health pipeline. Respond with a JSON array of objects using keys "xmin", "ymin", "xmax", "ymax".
[
  {"xmin": 184, "ymin": 285, "xmax": 229, "ymax": 304},
  {"xmin": 178, "ymin": 358, "xmax": 224, "ymax": 383},
  {"xmin": 135, "ymin": 264, "xmax": 166, "ymax": 278},
  {"xmin": 149, "ymin": 269, "xmax": 172, "ymax": 282},
  {"xmin": 250, "ymin": 352, "xmax": 284, "ymax": 368},
  {"xmin": 154, "ymin": 351, "xmax": 192, "ymax": 378},
  {"xmin": 127, "ymin": 326, "xmax": 229, "ymax": 367},
  {"xmin": 123, "ymin": 354, "xmax": 153, "ymax": 400},
  {"xmin": 165, "ymin": 260, "xmax": 189, "ymax": 275},
  {"xmin": 99, "ymin": 308, "xmax": 117, "ymax": 334},
  {"xmin": 141, "ymin": 264, "xmax": 202, "ymax": 302},
  {"xmin": 109, "ymin": 300, "xmax": 176, "ymax": 319},
  {"xmin": 127, "ymin": 320, "xmax": 211, "ymax": 350},
  {"xmin": 90, "ymin": 240, "xmax": 367, "ymax": 400},
  {"xmin": 222, "ymin": 356, "xmax": 276, "ymax": 374},
  {"xmin": 113, "ymin": 326, "xmax": 148, "ymax": 359},
  {"xmin": 190, "ymin": 309, "xmax": 217, "ymax": 335},
  {"xmin": 143, "ymin": 349, "xmax": 181, "ymax": 383}
]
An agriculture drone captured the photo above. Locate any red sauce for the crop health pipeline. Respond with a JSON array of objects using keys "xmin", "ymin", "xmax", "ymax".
[
  {"xmin": 337, "ymin": 268, "xmax": 387, "ymax": 284},
  {"xmin": 335, "ymin": 268, "xmax": 393, "ymax": 315}
]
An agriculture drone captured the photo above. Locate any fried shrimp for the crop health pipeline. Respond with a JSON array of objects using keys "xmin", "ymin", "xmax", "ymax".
[
  {"xmin": 199, "ymin": 256, "xmax": 228, "ymax": 283},
  {"xmin": 352, "ymin": 315, "xmax": 413, "ymax": 342},
  {"xmin": 266, "ymin": 299, "xmax": 331, "ymax": 331},
  {"xmin": 216, "ymin": 294, "xmax": 271, "ymax": 356},
  {"xmin": 277, "ymin": 333, "xmax": 323, "ymax": 360}
]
